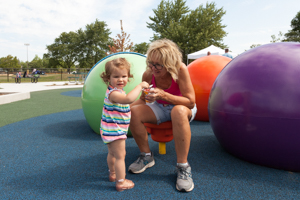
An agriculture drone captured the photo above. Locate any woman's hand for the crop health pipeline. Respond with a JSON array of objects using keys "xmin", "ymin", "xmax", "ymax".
[{"xmin": 145, "ymin": 87, "xmax": 164, "ymax": 103}]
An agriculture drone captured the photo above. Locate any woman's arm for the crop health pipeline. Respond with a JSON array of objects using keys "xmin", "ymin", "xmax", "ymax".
[
  {"xmin": 176, "ymin": 63, "xmax": 196, "ymax": 109},
  {"xmin": 150, "ymin": 63, "xmax": 195, "ymax": 109}
]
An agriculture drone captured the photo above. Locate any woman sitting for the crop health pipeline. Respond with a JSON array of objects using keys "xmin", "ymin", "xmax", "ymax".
[{"xmin": 128, "ymin": 39, "xmax": 197, "ymax": 192}]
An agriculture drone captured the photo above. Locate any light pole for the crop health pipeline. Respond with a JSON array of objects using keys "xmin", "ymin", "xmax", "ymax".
[{"xmin": 24, "ymin": 43, "xmax": 30, "ymax": 69}]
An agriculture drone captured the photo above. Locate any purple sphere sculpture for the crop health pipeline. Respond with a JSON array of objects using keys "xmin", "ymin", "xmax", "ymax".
[{"xmin": 208, "ymin": 42, "xmax": 300, "ymax": 171}]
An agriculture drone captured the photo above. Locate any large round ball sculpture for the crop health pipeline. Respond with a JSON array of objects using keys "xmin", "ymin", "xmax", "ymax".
[
  {"xmin": 81, "ymin": 52, "xmax": 146, "ymax": 134},
  {"xmin": 188, "ymin": 55, "xmax": 231, "ymax": 121},
  {"xmin": 208, "ymin": 42, "xmax": 300, "ymax": 171}
]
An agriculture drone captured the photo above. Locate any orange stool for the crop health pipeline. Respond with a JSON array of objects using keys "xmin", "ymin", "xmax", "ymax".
[{"xmin": 144, "ymin": 121, "xmax": 173, "ymax": 154}]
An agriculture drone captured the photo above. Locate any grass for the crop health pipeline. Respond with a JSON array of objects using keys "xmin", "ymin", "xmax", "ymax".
[{"xmin": 0, "ymin": 88, "xmax": 82, "ymax": 127}]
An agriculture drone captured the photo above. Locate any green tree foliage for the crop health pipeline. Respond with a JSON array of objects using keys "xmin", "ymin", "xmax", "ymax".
[
  {"xmin": 270, "ymin": 31, "xmax": 284, "ymax": 43},
  {"xmin": 0, "ymin": 55, "xmax": 21, "ymax": 69},
  {"xmin": 147, "ymin": 0, "xmax": 227, "ymax": 63},
  {"xmin": 147, "ymin": 0, "xmax": 189, "ymax": 41},
  {"xmin": 248, "ymin": 31, "xmax": 285, "ymax": 51},
  {"xmin": 20, "ymin": 61, "xmax": 27, "ymax": 68},
  {"xmin": 284, "ymin": 11, "xmax": 300, "ymax": 42},
  {"xmin": 78, "ymin": 19, "xmax": 111, "ymax": 67},
  {"xmin": 132, "ymin": 42, "xmax": 149, "ymax": 55},
  {"xmin": 45, "ymin": 31, "xmax": 78, "ymax": 71},
  {"xmin": 249, "ymin": 44, "xmax": 261, "ymax": 49},
  {"xmin": 0, "ymin": 54, "xmax": 49, "ymax": 70},
  {"xmin": 45, "ymin": 19, "xmax": 111, "ymax": 70},
  {"xmin": 29, "ymin": 55, "xmax": 49, "ymax": 69}
]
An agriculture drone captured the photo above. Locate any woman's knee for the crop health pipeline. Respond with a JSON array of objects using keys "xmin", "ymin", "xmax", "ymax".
[
  {"xmin": 131, "ymin": 105, "xmax": 156, "ymax": 124},
  {"xmin": 171, "ymin": 105, "xmax": 191, "ymax": 120}
]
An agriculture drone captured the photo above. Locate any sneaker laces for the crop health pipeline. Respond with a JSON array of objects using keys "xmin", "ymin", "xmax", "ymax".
[
  {"xmin": 176, "ymin": 167, "xmax": 191, "ymax": 180},
  {"xmin": 135, "ymin": 154, "xmax": 146, "ymax": 164}
]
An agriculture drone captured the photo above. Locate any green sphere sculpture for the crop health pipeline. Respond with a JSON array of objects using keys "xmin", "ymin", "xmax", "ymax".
[{"xmin": 81, "ymin": 52, "xmax": 147, "ymax": 135}]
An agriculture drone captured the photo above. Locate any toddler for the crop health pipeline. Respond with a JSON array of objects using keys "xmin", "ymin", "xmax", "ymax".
[{"xmin": 100, "ymin": 57, "xmax": 149, "ymax": 191}]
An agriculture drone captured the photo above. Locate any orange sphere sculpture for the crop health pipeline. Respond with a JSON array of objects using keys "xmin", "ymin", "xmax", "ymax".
[{"xmin": 188, "ymin": 55, "xmax": 232, "ymax": 121}]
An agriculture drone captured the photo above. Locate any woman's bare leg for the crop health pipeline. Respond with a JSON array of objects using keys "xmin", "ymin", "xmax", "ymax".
[
  {"xmin": 130, "ymin": 104, "xmax": 157, "ymax": 153},
  {"xmin": 171, "ymin": 105, "xmax": 192, "ymax": 163}
]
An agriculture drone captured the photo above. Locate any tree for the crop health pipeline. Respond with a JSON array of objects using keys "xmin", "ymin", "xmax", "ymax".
[
  {"xmin": 79, "ymin": 19, "xmax": 111, "ymax": 67},
  {"xmin": 45, "ymin": 19, "xmax": 111, "ymax": 69},
  {"xmin": 29, "ymin": 55, "xmax": 49, "ymax": 69},
  {"xmin": 147, "ymin": 0, "xmax": 189, "ymax": 41},
  {"xmin": 270, "ymin": 31, "xmax": 284, "ymax": 43},
  {"xmin": 0, "ymin": 55, "xmax": 21, "ymax": 69},
  {"xmin": 132, "ymin": 42, "xmax": 149, "ymax": 54},
  {"xmin": 107, "ymin": 20, "xmax": 134, "ymax": 55},
  {"xmin": 248, "ymin": 31, "xmax": 285, "ymax": 51},
  {"xmin": 20, "ymin": 61, "xmax": 27, "ymax": 69},
  {"xmin": 45, "ymin": 31, "xmax": 78, "ymax": 71},
  {"xmin": 284, "ymin": 11, "xmax": 300, "ymax": 42},
  {"xmin": 249, "ymin": 44, "xmax": 261, "ymax": 49},
  {"xmin": 147, "ymin": 0, "xmax": 227, "ymax": 63}
]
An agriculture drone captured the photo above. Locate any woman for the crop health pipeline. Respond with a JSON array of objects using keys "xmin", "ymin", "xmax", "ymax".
[{"xmin": 128, "ymin": 39, "xmax": 197, "ymax": 192}]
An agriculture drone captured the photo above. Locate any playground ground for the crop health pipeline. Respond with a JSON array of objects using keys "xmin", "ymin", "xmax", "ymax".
[{"xmin": 1, "ymin": 84, "xmax": 300, "ymax": 199}]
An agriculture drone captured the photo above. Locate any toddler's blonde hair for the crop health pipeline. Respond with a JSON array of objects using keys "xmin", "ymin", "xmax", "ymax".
[{"xmin": 100, "ymin": 57, "xmax": 133, "ymax": 85}]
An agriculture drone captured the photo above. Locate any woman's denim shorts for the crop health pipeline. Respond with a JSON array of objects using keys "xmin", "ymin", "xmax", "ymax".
[{"xmin": 146, "ymin": 101, "xmax": 197, "ymax": 125}]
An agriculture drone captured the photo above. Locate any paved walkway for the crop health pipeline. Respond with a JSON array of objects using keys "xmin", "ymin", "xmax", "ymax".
[{"xmin": 0, "ymin": 81, "xmax": 83, "ymax": 93}]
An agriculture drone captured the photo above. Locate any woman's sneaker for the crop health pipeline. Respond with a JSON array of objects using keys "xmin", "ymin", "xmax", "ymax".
[
  {"xmin": 128, "ymin": 152, "xmax": 155, "ymax": 174},
  {"xmin": 176, "ymin": 164, "xmax": 194, "ymax": 192}
]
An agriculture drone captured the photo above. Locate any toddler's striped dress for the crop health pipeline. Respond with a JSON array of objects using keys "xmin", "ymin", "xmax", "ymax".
[{"xmin": 100, "ymin": 86, "xmax": 130, "ymax": 144}]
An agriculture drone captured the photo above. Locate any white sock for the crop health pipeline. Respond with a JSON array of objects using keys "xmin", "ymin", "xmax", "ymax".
[
  {"xmin": 145, "ymin": 152, "xmax": 151, "ymax": 156},
  {"xmin": 177, "ymin": 162, "xmax": 188, "ymax": 167}
]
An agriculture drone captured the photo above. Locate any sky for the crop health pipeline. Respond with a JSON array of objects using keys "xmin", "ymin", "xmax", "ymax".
[{"xmin": 0, "ymin": 0, "xmax": 299, "ymax": 62}]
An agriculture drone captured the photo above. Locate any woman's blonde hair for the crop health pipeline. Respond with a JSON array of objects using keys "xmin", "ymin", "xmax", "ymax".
[
  {"xmin": 146, "ymin": 39, "xmax": 182, "ymax": 81},
  {"xmin": 100, "ymin": 57, "xmax": 133, "ymax": 85}
]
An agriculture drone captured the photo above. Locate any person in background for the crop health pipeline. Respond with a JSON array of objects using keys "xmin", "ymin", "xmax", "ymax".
[
  {"xmin": 15, "ymin": 72, "xmax": 21, "ymax": 82},
  {"xmin": 222, "ymin": 48, "xmax": 233, "ymax": 59},
  {"xmin": 207, "ymin": 51, "xmax": 211, "ymax": 56}
]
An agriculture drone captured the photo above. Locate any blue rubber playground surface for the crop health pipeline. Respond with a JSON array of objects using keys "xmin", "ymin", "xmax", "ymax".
[{"xmin": 1, "ymin": 90, "xmax": 300, "ymax": 199}]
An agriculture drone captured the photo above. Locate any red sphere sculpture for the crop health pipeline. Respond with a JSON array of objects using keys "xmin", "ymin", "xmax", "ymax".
[{"xmin": 188, "ymin": 55, "xmax": 231, "ymax": 121}]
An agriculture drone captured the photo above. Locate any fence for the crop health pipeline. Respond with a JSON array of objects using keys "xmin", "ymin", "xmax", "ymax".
[{"xmin": 0, "ymin": 68, "xmax": 91, "ymax": 83}]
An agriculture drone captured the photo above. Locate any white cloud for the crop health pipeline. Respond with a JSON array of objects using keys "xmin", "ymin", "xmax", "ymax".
[
  {"xmin": 0, "ymin": 0, "xmax": 299, "ymax": 62},
  {"xmin": 103, "ymin": 0, "xmax": 155, "ymax": 41},
  {"xmin": 241, "ymin": 0, "xmax": 255, "ymax": 6},
  {"xmin": 262, "ymin": 4, "xmax": 275, "ymax": 10},
  {"xmin": 0, "ymin": 0, "xmax": 103, "ymax": 38}
]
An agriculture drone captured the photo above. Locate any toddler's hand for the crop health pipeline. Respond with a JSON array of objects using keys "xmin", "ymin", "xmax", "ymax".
[{"xmin": 140, "ymin": 81, "xmax": 150, "ymax": 89}]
